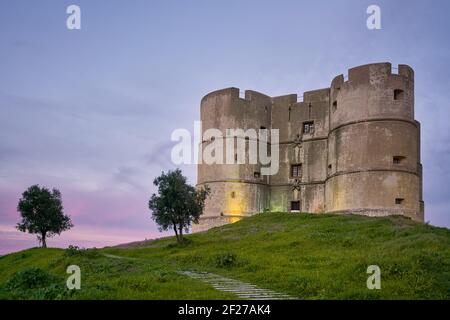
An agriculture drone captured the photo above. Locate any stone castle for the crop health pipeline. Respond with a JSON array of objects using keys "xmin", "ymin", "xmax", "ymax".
[{"xmin": 193, "ymin": 62, "xmax": 424, "ymax": 232}]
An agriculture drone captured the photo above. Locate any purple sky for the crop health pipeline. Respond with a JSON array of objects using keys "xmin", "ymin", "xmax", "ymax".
[{"xmin": 1, "ymin": 0, "xmax": 450, "ymax": 255}]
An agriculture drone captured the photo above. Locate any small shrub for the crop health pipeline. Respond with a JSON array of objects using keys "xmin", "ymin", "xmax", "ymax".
[
  {"xmin": 338, "ymin": 289, "xmax": 381, "ymax": 300},
  {"xmin": 215, "ymin": 252, "xmax": 237, "ymax": 268},
  {"xmin": 288, "ymin": 276, "xmax": 319, "ymax": 296},
  {"xmin": 166, "ymin": 238, "xmax": 193, "ymax": 249},
  {"xmin": 64, "ymin": 245, "xmax": 100, "ymax": 258},
  {"xmin": 5, "ymin": 267, "xmax": 57, "ymax": 290},
  {"xmin": 289, "ymin": 240, "xmax": 301, "ymax": 247},
  {"xmin": 153, "ymin": 270, "xmax": 171, "ymax": 283},
  {"xmin": 181, "ymin": 253, "xmax": 206, "ymax": 265},
  {"xmin": 30, "ymin": 283, "xmax": 74, "ymax": 300},
  {"xmin": 384, "ymin": 262, "xmax": 410, "ymax": 277},
  {"xmin": 64, "ymin": 245, "xmax": 81, "ymax": 256},
  {"xmin": 342, "ymin": 238, "xmax": 355, "ymax": 248},
  {"xmin": 244, "ymin": 264, "xmax": 259, "ymax": 272}
]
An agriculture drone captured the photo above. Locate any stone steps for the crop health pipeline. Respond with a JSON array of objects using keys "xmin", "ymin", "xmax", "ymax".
[
  {"xmin": 178, "ymin": 270, "xmax": 296, "ymax": 300},
  {"xmin": 103, "ymin": 254, "xmax": 296, "ymax": 299}
]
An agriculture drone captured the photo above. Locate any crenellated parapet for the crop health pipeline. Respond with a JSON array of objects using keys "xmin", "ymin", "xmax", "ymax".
[{"xmin": 329, "ymin": 62, "xmax": 415, "ymax": 131}]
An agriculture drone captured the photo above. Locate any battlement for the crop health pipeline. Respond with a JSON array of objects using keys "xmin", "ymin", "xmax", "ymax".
[
  {"xmin": 203, "ymin": 87, "xmax": 330, "ymax": 108},
  {"xmin": 303, "ymin": 88, "xmax": 330, "ymax": 102},
  {"xmin": 271, "ymin": 94, "xmax": 298, "ymax": 105},
  {"xmin": 331, "ymin": 62, "xmax": 414, "ymax": 90},
  {"xmin": 201, "ymin": 87, "xmax": 271, "ymax": 105},
  {"xmin": 201, "ymin": 87, "xmax": 240, "ymax": 103},
  {"xmin": 202, "ymin": 63, "xmax": 414, "ymax": 109}
]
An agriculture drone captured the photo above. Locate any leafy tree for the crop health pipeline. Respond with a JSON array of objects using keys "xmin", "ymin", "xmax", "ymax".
[
  {"xmin": 148, "ymin": 169, "xmax": 210, "ymax": 243},
  {"xmin": 17, "ymin": 185, "xmax": 73, "ymax": 248}
]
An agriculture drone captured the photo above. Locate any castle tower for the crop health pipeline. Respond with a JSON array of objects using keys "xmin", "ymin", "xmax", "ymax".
[
  {"xmin": 194, "ymin": 88, "xmax": 271, "ymax": 232},
  {"xmin": 326, "ymin": 63, "xmax": 424, "ymax": 221},
  {"xmin": 194, "ymin": 62, "xmax": 424, "ymax": 232}
]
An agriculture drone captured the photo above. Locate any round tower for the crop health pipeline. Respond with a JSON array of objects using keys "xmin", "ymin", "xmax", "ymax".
[
  {"xmin": 325, "ymin": 63, "xmax": 424, "ymax": 221},
  {"xmin": 194, "ymin": 87, "xmax": 271, "ymax": 232}
]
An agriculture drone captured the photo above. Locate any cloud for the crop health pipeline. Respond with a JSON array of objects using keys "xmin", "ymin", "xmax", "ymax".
[
  {"xmin": 144, "ymin": 141, "xmax": 178, "ymax": 168},
  {"xmin": 112, "ymin": 166, "xmax": 144, "ymax": 190}
]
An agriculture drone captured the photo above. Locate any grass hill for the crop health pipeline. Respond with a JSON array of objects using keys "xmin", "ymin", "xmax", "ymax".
[{"xmin": 0, "ymin": 213, "xmax": 449, "ymax": 299}]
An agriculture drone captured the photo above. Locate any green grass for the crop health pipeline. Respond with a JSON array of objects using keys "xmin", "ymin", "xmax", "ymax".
[{"xmin": 1, "ymin": 213, "xmax": 449, "ymax": 299}]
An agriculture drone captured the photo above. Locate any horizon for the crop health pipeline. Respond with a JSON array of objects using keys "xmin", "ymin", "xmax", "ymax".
[{"xmin": 1, "ymin": 0, "xmax": 450, "ymax": 255}]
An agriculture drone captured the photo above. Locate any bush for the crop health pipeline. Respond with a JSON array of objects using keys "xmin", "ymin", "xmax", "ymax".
[
  {"xmin": 166, "ymin": 238, "xmax": 193, "ymax": 249},
  {"xmin": 64, "ymin": 245, "xmax": 100, "ymax": 258},
  {"xmin": 5, "ymin": 267, "xmax": 57, "ymax": 290},
  {"xmin": 65, "ymin": 245, "xmax": 81, "ymax": 256},
  {"xmin": 215, "ymin": 252, "xmax": 237, "ymax": 268},
  {"xmin": 2, "ymin": 267, "xmax": 75, "ymax": 300},
  {"xmin": 29, "ymin": 283, "xmax": 73, "ymax": 300}
]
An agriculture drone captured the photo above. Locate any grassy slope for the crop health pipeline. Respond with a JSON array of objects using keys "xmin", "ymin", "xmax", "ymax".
[
  {"xmin": 0, "ymin": 248, "xmax": 235, "ymax": 299},
  {"xmin": 1, "ymin": 213, "xmax": 449, "ymax": 299}
]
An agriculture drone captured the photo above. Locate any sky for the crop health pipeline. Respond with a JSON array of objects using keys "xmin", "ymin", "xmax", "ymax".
[{"xmin": 0, "ymin": 0, "xmax": 449, "ymax": 255}]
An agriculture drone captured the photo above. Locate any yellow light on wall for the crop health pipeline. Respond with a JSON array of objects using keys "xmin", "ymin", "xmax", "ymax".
[
  {"xmin": 228, "ymin": 216, "xmax": 243, "ymax": 224},
  {"xmin": 225, "ymin": 184, "xmax": 246, "ymax": 215}
]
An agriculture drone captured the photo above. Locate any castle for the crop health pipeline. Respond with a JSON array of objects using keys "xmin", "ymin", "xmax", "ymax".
[{"xmin": 193, "ymin": 62, "xmax": 424, "ymax": 232}]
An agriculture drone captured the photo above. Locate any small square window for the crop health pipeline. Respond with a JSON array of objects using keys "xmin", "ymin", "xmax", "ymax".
[
  {"xmin": 291, "ymin": 164, "xmax": 302, "ymax": 178},
  {"xmin": 394, "ymin": 89, "xmax": 404, "ymax": 100},
  {"xmin": 393, "ymin": 156, "xmax": 405, "ymax": 164},
  {"xmin": 260, "ymin": 126, "xmax": 267, "ymax": 130},
  {"xmin": 303, "ymin": 121, "xmax": 314, "ymax": 134},
  {"xmin": 395, "ymin": 198, "xmax": 404, "ymax": 205},
  {"xmin": 291, "ymin": 201, "xmax": 300, "ymax": 211},
  {"xmin": 254, "ymin": 172, "xmax": 261, "ymax": 179}
]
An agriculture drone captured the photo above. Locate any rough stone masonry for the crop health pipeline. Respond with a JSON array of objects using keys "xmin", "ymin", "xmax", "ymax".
[{"xmin": 194, "ymin": 62, "xmax": 424, "ymax": 232}]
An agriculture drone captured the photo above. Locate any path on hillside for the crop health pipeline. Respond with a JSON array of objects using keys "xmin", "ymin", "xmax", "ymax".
[
  {"xmin": 102, "ymin": 253, "xmax": 138, "ymax": 260},
  {"xmin": 178, "ymin": 270, "xmax": 296, "ymax": 300},
  {"xmin": 102, "ymin": 253, "xmax": 296, "ymax": 300}
]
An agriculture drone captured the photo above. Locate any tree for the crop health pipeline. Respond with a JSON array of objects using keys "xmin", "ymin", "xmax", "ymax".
[
  {"xmin": 148, "ymin": 169, "xmax": 210, "ymax": 243},
  {"xmin": 16, "ymin": 185, "xmax": 73, "ymax": 248}
]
